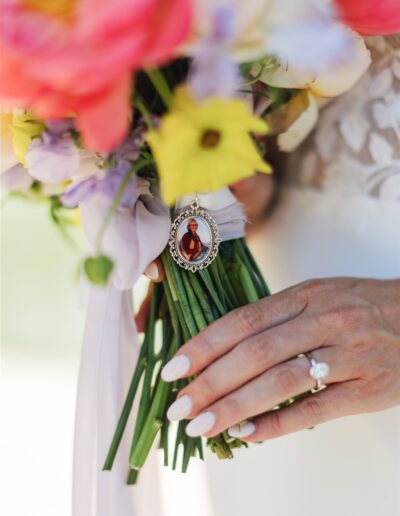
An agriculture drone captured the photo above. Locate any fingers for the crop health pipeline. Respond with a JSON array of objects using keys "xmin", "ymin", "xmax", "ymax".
[
  {"xmin": 161, "ymin": 285, "xmax": 309, "ymax": 381},
  {"xmin": 238, "ymin": 380, "xmax": 359, "ymax": 442},
  {"xmin": 184, "ymin": 355, "xmax": 314, "ymax": 437},
  {"xmin": 144, "ymin": 258, "xmax": 164, "ymax": 282},
  {"xmin": 136, "ymin": 259, "xmax": 164, "ymax": 332},
  {"xmin": 135, "ymin": 283, "xmax": 153, "ymax": 333},
  {"xmin": 174, "ymin": 316, "xmax": 328, "ymax": 416},
  {"xmin": 181, "ymin": 347, "xmax": 353, "ymax": 437},
  {"xmin": 230, "ymin": 173, "xmax": 274, "ymax": 225}
]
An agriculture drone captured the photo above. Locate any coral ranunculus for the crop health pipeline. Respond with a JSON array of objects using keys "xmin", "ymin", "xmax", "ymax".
[
  {"xmin": 0, "ymin": 0, "xmax": 192, "ymax": 151},
  {"xmin": 334, "ymin": 0, "xmax": 400, "ymax": 36}
]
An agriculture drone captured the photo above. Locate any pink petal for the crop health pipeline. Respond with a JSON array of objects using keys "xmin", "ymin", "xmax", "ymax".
[{"xmin": 76, "ymin": 74, "xmax": 132, "ymax": 152}]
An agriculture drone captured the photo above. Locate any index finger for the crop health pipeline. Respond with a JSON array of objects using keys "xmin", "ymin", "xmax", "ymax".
[{"xmin": 161, "ymin": 284, "xmax": 308, "ymax": 382}]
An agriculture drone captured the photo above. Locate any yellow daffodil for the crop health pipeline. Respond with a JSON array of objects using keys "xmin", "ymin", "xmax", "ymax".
[
  {"xmin": 9, "ymin": 112, "xmax": 45, "ymax": 167},
  {"xmin": 147, "ymin": 88, "xmax": 271, "ymax": 205}
]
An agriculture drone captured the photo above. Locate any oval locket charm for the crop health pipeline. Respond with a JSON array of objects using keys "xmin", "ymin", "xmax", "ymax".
[{"xmin": 169, "ymin": 200, "xmax": 222, "ymax": 272}]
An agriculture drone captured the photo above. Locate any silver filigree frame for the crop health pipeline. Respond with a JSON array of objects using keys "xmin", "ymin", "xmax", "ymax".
[{"xmin": 169, "ymin": 200, "xmax": 222, "ymax": 272}]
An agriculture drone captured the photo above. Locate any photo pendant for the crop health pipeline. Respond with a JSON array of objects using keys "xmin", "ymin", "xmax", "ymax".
[{"xmin": 169, "ymin": 200, "xmax": 222, "ymax": 272}]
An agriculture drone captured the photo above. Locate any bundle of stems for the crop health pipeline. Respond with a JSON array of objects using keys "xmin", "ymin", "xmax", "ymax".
[{"xmin": 103, "ymin": 237, "xmax": 270, "ymax": 484}]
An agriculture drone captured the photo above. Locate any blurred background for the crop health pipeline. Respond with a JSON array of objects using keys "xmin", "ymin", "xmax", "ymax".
[
  {"xmin": 0, "ymin": 198, "xmax": 215, "ymax": 516},
  {"xmin": 1, "ymin": 197, "xmax": 85, "ymax": 516}
]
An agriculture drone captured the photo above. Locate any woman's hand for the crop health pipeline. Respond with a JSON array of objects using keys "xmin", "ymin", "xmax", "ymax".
[{"xmin": 161, "ymin": 278, "xmax": 400, "ymax": 440}]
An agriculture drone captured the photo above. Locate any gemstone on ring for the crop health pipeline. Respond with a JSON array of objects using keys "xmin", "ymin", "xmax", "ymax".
[{"xmin": 309, "ymin": 361, "xmax": 330, "ymax": 381}]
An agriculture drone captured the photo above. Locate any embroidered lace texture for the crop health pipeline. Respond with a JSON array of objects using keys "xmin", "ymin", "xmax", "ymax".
[{"xmin": 289, "ymin": 36, "xmax": 400, "ymax": 201}]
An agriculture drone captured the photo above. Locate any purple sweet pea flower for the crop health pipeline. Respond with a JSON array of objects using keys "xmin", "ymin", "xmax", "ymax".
[
  {"xmin": 61, "ymin": 125, "xmax": 147, "ymax": 209},
  {"xmin": 26, "ymin": 118, "xmax": 80, "ymax": 184},
  {"xmin": 0, "ymin": 163, "xmax": 33, "ymax": 192},
  {"xmin": 61, "ymin": 160, "xmax": 137, "ymax": 209},
  {"xmin": 188, "ymin": 6, "xmax": 240, "ymax": 100},
  {"xmin": 27, "ymin": 131, "xmax": 80, "ymax": 184}
]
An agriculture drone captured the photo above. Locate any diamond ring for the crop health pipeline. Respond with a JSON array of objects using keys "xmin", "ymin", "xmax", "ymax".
[{"xmin": 305, "ymin": 353, "xmax": 330, "ymax": 391}]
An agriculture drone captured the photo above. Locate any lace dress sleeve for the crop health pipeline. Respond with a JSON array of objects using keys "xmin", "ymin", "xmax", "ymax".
[{"xmin": 288, "ymin": 36, "xmax": 400, "ymax": 201}]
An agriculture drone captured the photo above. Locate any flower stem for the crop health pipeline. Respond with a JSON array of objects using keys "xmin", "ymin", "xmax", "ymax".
[{"xmin": 146, "ymin": 69, "xmax": 172, "ymax": 108}]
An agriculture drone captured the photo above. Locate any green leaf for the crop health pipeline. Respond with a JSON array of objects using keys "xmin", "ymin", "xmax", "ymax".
[{"xmin": 84, "ymin": 255, "xmax": 114, "ymax": 286}]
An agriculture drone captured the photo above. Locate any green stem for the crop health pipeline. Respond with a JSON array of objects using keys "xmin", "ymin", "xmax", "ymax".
[
  {"xmin": 181, "ymin": 270, "xmax": 207, "ymax": 331},
  {"xmin": 215, "ymin": 255, "xmax": 239, "ymax": 308},
  {"xmin": 172, "ymin": 419, "xmax": 185, "ymax": 471},
  {"xmin": 242, "ymin": 238, "xmax": 271, "ymax": 296},
  {"xmin": 233, "ymin": 240, "xmax": 265, "ymax": 298},
  {"xmin": 233, "ymin": 248, "xmax": 259, "ymax": 304},
  {"xmin": 162, "ymin": 252, "xmax": 198, "ymax": 337},
  {"xmin": 188, "ymin": 272, "xmax": 215, "ymax": 325},
  {"xmin": 134, "ymin": 96, "xmax": 154, "ymax": 130},
  {"xmin": 127, "ymin": 468, "xmax": 140, "ymax": 485},
  {"xmin": 103, "ymin": 354, "xmax": 147, "ymax": 471},
  {"xmin": 129, "ymin": 374, "xmax": 172, "ymax": 469},
  {"xmin": 198, "ymin": 268, "xmax": 227, "ymax": 316},
  {"xmin": 146, "ymin": 69, "xmax": 172, "ymax": 108},
  {"xmin": 128, "ymin": 284, "xmax": 161, "ymax": 459}
]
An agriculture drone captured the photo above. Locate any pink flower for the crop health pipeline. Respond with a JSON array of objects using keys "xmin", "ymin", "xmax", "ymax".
[
  {"xmin": 0, "ymin": 0, "xmax": 192, "ymax": 151},
  {"xmin": 334, "ymin": 0, "xmax": 400, "ymax": 36}
]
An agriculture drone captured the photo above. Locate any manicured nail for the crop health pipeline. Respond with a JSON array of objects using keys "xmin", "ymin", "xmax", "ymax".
[
  {"xmin": 186, "ymin": 412, "xmax": 216, "ymax": 437},
  {"xmin": 144, "ymin": 262, "xmax": 159, "ymax": 281},
  {"xmin": 167, "ymin": 395, "xmax": 192, "ymax": 421},
  {"xmin": 161, "ymin": 355, "xmax": 190, "ymax": 382},
  {"xmin": 228, "ymin": 421, "xmax": 256, "ymax": 439}
]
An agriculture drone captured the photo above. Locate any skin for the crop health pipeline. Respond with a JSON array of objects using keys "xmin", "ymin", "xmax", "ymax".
[
  {"xmin": 168, "ymin": 277, "xmax": 400, "ymax": 440},
  {"xmin": 139, "ymin": 176, "xmax": 400, "ymax": 439}
]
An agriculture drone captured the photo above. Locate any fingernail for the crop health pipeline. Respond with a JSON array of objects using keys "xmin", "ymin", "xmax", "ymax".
[
  {"xmin": 228, "ymin": 421, "xmax": 256, "ymax": 439},
  {"xmin": 186, "ymin": 412, "xmax": 216, "ymax": 437},
  {"xmin": 167, "ymin": 395, "xmax": 192, "ymax": 421},
  {"xmin": 144, "ymin": 262, "xmax": 159, "ymax": 281},
  {"xmin": 161, "ymin": 355, "xmax": 190, "ymax": 382}
]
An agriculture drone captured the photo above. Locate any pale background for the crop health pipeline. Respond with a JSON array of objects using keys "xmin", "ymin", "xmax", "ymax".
[
  {"xmin": 0, "ymin": 198, "xmax": 215, "ymax": 516},
  {"xmin": 1, "ymin": 198, "xmax": 84, "ymax": 516}
]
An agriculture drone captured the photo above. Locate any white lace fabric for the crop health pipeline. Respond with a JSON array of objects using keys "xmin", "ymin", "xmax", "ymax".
[{"xmin": 288, "ymin": 36, "xmax": 400, "ymax": 201}]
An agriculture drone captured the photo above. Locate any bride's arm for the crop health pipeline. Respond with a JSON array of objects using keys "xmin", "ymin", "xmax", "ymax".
[{"xmin": 161, "ymin": 278, "xmax": 400, "ymax": 440}]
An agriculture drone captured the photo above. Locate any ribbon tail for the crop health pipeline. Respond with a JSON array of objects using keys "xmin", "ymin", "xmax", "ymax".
[{"xmin": 72, "ymin": 284, "xmax": 162, "ymax": 516}]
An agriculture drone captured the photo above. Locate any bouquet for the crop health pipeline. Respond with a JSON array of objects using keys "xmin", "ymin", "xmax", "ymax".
[{"xmin": 0, "ymin": 0, "xmax": 384, "ymax": 488}]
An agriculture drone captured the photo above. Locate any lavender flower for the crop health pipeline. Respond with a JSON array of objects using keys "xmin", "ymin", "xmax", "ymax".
[
  {"xmin": 61, "ymin": 123, "xmax": 147, "ymax": 209},
  {"xmin": 188, "ymin": 6, "xmax": 240, "ymax": 100},
  {"xmin": 26, "ymin": 119, "xmax": 80, "ymax": 184}
]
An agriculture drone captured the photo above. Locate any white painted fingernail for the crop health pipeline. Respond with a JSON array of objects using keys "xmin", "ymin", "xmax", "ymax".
[
  {"xmin": 167, "ymin": 395, "xmax": 192, "ymax": 421},
  {"xmin": 186, "ymin": 412, "xmax": 216, "ymax": 437},
  {"xmin": 144, "ymin": 262, "xmax": 159, "ymax": 281},
  {"xmin": 161, "ymin": 355, "xmax": 190, "ymax": 382},
  {"xmin": 228, "ymin": 421, "xmax": 256, "ymax": 439}
]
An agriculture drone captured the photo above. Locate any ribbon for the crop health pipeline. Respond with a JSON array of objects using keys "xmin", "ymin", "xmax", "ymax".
[
  {"xmin": 72, "ymin": 179, "xmax": 169, "ymax": 516},
  {"xmin": 175, "ymin": 188, "xmax": 247, "ymax": 241}
]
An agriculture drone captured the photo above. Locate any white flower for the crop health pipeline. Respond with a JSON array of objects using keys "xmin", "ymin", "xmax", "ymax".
[{"xmin": 255, "ymin": 32, "xmax": 370, "ymax": 97}]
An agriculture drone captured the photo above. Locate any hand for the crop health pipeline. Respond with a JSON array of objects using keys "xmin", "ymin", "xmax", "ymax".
[
  {"xmin": 230, "ymin": 172, "xmax": 275, "ymax": 227},
  {"xmin": 161, "ymin": 278, "xmax": 400, "ymax": 440}
]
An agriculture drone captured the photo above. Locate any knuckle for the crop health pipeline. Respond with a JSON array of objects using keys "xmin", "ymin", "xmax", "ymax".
[
  {"xmin": 221, "ymin": 395, "xmax": 241, "ymax": 416},
  {"xmin": 316, "ymin": 305, "xmax": 367, "ymax": 330},
  {"xmin": 245, "ymin": 336, "xmax": 275, "ymax": 367},
  {"xmin": 266, "ymin": 410, "xmax": 284, "ymax": 437},
  {"xmin": 298, "ymin": 278, "xmax": 330, "ymax": 298},
  {"xmin": 273, "ymin": 367, "xmax": 299, "ymax": 393},
  {"xmin": 191, "ymin": 334, "xmax": 215, "ymax": 364},
  {"xmin": 237, "ymin": 303, "xmax": 264, "ymax": 334},
  {"xmin": 196, "ymin": 372, "xmax": 217, "ymax": 400},
  {"xmin": 298, "ymin": 395, "xmax": 327, "ymax": 421}
]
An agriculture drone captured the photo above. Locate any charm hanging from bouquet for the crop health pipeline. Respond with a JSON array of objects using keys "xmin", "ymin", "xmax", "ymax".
[{"xmin": 169, "ymin": 199, "xmax": 222, "ymax": 272}]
